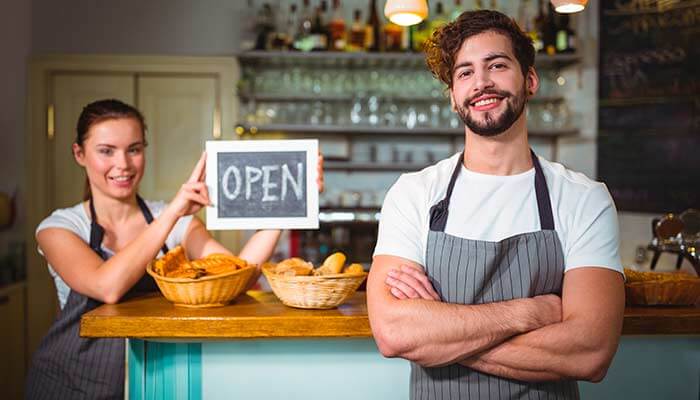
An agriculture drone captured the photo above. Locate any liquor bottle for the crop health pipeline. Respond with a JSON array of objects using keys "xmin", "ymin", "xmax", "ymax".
[
  {"xmin": 254, "ymin": 2, "xmax": 275, "ymax": 50},
  {"xmin": 411, "ymin": 8, "xmax": 430, "ymax": 51},
  {"xmin": 328, "ymin": 0, "xmax": 347, "ymax": 51},
  {"xmin": 555, "ymin": 14, "xmax": 576, "ymax": 53},
  {"xmin": 347, "ymin": 9, "xmax": 365, "ymax": 51},
  {"xmin": 284, "ymin": 4, "xmax": 299, "ymax": 50},
  {"xmin": 532, "ymin": 0, "xmax": 546, "ymax": 53},
  {"xmin": 543, "ymin": 2, "xmax": 557, "ymax": 55},
  {"xmin": 383, "ymin": 19, "xmax": 403, "ymax": 52},
  {"xmin": 365, "ymin": 0, "xmax": 382, "ymax": 52},
  {"xmin": 309, "ymin": 3, "xmax": 329, "ymax": 51},
  {"xmin": 294, "ymin": 0, "xmax": 314, "ymax": 51},
  {"xmin": 450, "ymin": 0, "xmax": 463, "ymax": 21}
]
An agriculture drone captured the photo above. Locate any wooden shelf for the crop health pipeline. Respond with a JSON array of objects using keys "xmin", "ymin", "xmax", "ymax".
[{"xmin": 237, "ymin": 51, "xmax": 581, "ymax": 70}]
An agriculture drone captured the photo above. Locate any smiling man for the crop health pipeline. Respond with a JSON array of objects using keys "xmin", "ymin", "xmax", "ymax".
[{"xmin": 367, "ymin": 10, "xmax": 625, "ymax": 400}]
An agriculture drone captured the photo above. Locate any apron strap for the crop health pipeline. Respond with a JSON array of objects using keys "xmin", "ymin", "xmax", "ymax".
[
  {"xmin": 429, "ymin": 151, "xmax": 464, "ymax": 231},
  {"xmin": 429, "ymin": 149, "xmax": 555, "ymax": 232},
  {"xmin": 531, "ymin": 150, "xmax": 555, "ymax": 230},
  {"xmin": 88, "ymin": 195, "xmax": 170, "ymax": 260}
]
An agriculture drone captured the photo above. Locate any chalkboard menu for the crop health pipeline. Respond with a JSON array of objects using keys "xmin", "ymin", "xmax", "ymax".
[
  {"xmin": 598, "ymin": 1, "xmax": 700, "ymax": 213},
  {"xmin": 206, "ymin": 140, "xmax": 319, "ymax": 230}
]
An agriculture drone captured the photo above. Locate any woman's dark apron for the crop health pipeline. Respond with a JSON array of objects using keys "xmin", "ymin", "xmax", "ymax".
[
  {"xmin": 410, "ymin": 151, "xmax": 579, "ymax": 400},
  {"xmin": 26, "ymin": 196, "xmax": 168, "ymax": 400}
]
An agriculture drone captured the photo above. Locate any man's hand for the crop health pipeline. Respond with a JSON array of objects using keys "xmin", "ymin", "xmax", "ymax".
[{"xmin": 385, "ymin": 265, "xmax": 440, "ymax": 301}]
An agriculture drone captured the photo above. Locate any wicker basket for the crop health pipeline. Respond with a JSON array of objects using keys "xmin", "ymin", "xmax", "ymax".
[
  {"xmin": 625, "ymin": 280, "xmax": 700, "ymax": 306},
  {"xmin": 147, "ymin": 262, "xmax": 256, "ymax": 308},
  {"xmin": 262, "ymin": 264, "xmax": 367, "ymax": 309}
]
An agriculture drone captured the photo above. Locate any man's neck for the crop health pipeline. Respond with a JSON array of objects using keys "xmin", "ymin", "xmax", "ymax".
[{"xmin": 462, "ymin": 116, "xmax": 532, "ymax": 176}]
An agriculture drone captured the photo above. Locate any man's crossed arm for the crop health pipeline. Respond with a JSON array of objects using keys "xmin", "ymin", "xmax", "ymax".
[{"xmin": 366, "ymin": 255, "xmax": 625, "ymax": 382}]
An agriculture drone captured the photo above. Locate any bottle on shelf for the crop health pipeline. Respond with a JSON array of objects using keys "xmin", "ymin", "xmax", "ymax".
[
  {"xmin": 555, "ymin": 13, "xmax": 576, "ymax": 53},
  {"xmin": 383, "ymin": 19, "xmax": 403, "ymax": 52},
  {"xmin": 283, "ymin": 3, "xmax": 300, "ymax": 50},
  {"xmin": 328, "ymin": 0, "xmax": 347, "ymax": 51},
  {"xmin": 531, "ymin": 0, "xmax": 545, "ymax": 53},
  {"xmin": 309, "ymin": 2, "xmax": 330, "ymax": 51},
  {"xmin": 365, "ymin": 0, "xmax": 382, "ymax": 52},
  {"xmin": 347, "ymin": 9, "xmax": 366, "ymax": 51},
  {"xmin": 543, "ymin": 2, "xmax": 558, "ymax": 55},
  {"xmin": 411, "ymin": 10, "xmax": 430, "ymax": 51},
  {"xmin": 254, "ymin": 2, "xmax": 275, "ymax": 50},
  {"xmin": 294, "ymin": 0, "xmax": 314, "ymax": 51}
]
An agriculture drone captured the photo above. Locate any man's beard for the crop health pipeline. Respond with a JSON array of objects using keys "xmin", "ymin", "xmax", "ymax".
[{"xmin": 456, "ymin": 85, "xmax": 527, "ymax": 137}]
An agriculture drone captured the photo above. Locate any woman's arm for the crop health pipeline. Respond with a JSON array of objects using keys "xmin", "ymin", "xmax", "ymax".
[
  {"xmin": 38, "ymin": 206, "xmax": 182, "ymax": 304},
  {"xmin": 39, "ymin": 152, "xmax": 211, "ymax": 304}
]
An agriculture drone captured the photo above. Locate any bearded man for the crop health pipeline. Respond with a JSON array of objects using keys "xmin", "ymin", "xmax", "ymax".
[{"xmin": 367, "ymin": 9, "xmax": 625, "ymax": 400}]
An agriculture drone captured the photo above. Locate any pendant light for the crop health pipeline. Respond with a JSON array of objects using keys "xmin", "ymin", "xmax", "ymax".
[
  {"xmin": 384, "ymin": 0, "xmax": 429, "ymax": 26},
  {"xmin": 550, "ymin": 0, "xmax": 587, "ymax": 13}
]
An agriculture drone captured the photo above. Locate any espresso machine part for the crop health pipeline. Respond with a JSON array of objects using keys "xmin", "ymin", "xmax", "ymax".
[{"xmin": 648, "ymin": 210, "xmax": 700, "ymax": 274}]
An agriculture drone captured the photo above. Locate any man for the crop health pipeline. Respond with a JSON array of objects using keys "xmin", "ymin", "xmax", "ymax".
[{"xmin": 367, "ymin": 10, "xmax": 625, "ymax": 400}]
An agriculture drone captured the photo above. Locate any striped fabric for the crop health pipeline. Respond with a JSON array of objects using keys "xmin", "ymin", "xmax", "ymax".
[
  {"xmin": 26, "ymin": 196, "xmax": 163, "ymax": 400},
  {"xmin": 411, "ymin": 151, "xmax": 579, "ymax": 399}
]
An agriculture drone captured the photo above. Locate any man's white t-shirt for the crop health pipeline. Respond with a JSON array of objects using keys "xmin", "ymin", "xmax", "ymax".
[
  {"xmin": 36, "ymin": 200, "xmax": 193, "ymax": 309},
  {"xmin": 374, "ymin": 152, "xmax": 623, "ymax": 274}
]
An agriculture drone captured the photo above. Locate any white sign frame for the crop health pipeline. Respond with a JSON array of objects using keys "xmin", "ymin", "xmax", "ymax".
[{"xmin": 205, "ymin": 139, "xmax": 319, "ymax": 230}]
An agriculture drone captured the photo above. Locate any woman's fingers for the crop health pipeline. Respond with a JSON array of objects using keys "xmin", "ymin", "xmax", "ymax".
[
  {"xmin": 317, "ymin": 153, "xmax": 324, "ymax": 193},
  {"xmin": 188, "ymin": 151, "xmax": 207, "ymax": 183}
]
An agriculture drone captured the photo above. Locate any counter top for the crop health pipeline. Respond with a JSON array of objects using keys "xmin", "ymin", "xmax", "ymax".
[{"xmin": 80, "ymin": 292, "xmax": 700, "ymax": 339}]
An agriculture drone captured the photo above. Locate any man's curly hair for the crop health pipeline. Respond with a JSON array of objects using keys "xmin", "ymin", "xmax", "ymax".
[{"xmin": 425, "ymin": 10, "xmax": 535, "ymax": 89}]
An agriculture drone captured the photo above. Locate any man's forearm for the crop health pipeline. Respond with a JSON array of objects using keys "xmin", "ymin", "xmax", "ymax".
[
  {"xmin": 369, "ymin": 295, "xmax": 558, "ymax": 367},
  {"xmin": 461, "ymin": 318, "xmax": 615, "ymax": 382}
]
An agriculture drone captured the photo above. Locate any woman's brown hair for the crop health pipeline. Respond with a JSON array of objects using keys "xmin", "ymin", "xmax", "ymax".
[
  {"xmin": 76, "ymin": 99, "xmax": 148, "ymax": 201},
  {"xmin": 424, "ymin": 9, "xmax": 536, "ymax": 89}
]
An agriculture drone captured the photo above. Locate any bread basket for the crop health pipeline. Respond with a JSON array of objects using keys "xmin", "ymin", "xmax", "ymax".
[
  {"xmin": 625, "ymin": 280, "xmax": 700, "ymax": 306},
  {"xmin": 624, "ymin": 268, "xmax": 700, "ymax": 306},
  {"xmin": 262, "ymin": 264, "xmax": 367, "ymax": 309},
  {"xmin": 147, "ymin": 261, "xmax": 256, "ymax": 308}
]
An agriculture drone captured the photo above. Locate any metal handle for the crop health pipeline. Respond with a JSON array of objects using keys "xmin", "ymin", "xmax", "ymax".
[
  {"xmin": 47, "ymin": 104, "xmax": 55, "ymax": 140},
  {"xmin": 212, "ymin": 107, "xmax": 221, "ymax": 139}
]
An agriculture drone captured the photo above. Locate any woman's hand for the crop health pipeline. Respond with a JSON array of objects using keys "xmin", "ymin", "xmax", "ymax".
[
  {"xmin": 385, "ymin": 265, "xmax": 441, "ymax": 301},
  {"xmin": 166, "ymin": 151, "xmax": 210, "ymax": 218},
  {"xmin": 317, "ymin": 153, "xmax": 324, "ymax": 193}
]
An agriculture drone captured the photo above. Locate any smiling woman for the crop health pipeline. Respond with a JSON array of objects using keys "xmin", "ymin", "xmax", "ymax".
[{"xmin": 24, "ymin": 99, "xmax": 291, "ymax": 400}]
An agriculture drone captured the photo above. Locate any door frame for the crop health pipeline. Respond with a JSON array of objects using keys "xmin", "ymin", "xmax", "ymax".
[{"xmin": 25, "ymin": 54, "xmax": 239, "ymax": 358}]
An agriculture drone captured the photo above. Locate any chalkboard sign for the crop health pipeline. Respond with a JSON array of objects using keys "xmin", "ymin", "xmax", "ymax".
[
  {"xmin": 206, "ymin": 140, "xmax": 319, "ymax": 230},
  {"xmin": 597, "ymin": 1, "xmax": 700, "ymax": 213}
]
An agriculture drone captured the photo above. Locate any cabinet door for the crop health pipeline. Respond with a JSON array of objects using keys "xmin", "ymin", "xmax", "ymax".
[
  {"xmin": 137, "ymin": 75, "xmax": 217, "ymax": 201},
  {"xmin": 52, "ymin": 74, "xmax": 135, "ymax": 209},
  {"xmin": 0, "ymin": 284, "xmax": 26, "ymax": 400}
]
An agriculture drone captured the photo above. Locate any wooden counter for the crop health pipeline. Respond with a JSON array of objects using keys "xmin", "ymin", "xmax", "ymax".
[{"xmin": 80, "ymin": 291, "xmax": 700, "ymax": 339}]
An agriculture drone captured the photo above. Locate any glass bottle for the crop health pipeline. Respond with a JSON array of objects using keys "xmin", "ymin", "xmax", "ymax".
[{"xmin": 328, "ymin": 0, "xmax": 347, "ymax": 51}]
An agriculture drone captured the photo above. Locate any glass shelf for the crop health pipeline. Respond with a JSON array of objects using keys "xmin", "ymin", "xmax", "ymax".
[
  {"xmin": 236, "ymin": 123, "xmax": 578, "ymax": 138},
  {"xmin": 237, "ymin": 51, "xmax": 582, "ymax": 69}
]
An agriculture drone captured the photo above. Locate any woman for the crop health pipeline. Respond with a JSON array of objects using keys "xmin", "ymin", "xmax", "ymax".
[{"xmin": 25, "ymin": 99, "xmax": 323, "ymax": 399}]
